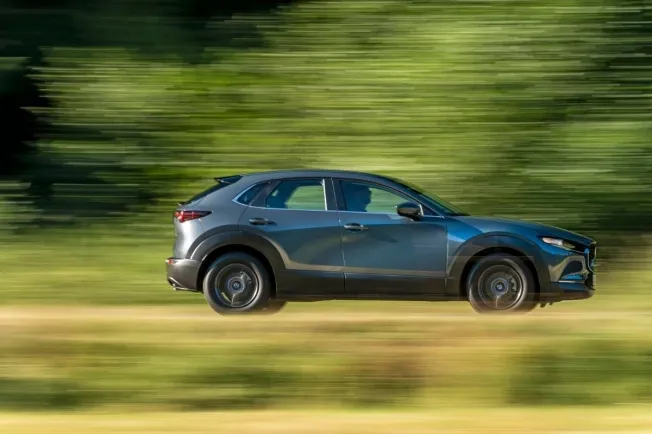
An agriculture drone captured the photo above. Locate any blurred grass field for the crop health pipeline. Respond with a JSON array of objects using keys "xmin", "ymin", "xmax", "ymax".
[
  {"xmin": 3, "ymin": 407, "xmax": 652, "ymax": 434},
  {"xmin": 2, "ymin": 304, "xmax": 652, "ymax": 432},
  {"xmin": 2, "ymin": 305, "xmax": 652, "ymax": 412},
  {"xmin": 2, "ymin": 233, "xmax": 652, "ymax": 432}
]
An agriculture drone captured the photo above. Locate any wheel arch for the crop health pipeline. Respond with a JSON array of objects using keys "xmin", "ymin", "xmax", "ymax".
[
  {"xmin": 189, "ymin": 230, "xmax": 285, "ymax": 297},
  {"xmin": 446, "ymin": 234, "xmax": 549, "ymax": 299}
]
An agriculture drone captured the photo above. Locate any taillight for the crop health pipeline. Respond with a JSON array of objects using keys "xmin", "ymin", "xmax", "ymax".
[{"xmin": 174, "ymin": 210, "xmax": 211, "ymax": 223}]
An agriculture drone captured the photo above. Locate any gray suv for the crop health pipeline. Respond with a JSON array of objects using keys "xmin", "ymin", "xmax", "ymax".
[{"xmin": 166, "ymin": 170, "xmax": 596, "ymax": 315}]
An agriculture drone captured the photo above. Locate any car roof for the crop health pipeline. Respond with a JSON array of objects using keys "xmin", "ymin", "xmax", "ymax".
[{"xmin": 238, "ymin": 169, "xmax": 395, "ymax": 184}]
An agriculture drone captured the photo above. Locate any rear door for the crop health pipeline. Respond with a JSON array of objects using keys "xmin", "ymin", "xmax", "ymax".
[{"xmin": 239, "ymin": 177, "xmax": 344, "ymax": 298}]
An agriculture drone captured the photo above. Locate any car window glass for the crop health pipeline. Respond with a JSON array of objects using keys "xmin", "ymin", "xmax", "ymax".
[
  {"xmin": 265, "ymin": 179, "xmax": 325, "ymax": 211},
  {"xmin": 341, "ymin": 181, "xmax": 408, "ymax": 214},
  {"xmin": 236, "ymin": 182, "xmax": 269, "ymax": 205},
  {"xmin": 180, "ymin": 175, "xmax": 243, "ymax": 205}
]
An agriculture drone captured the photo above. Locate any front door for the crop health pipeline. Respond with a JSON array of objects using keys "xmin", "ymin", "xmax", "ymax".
[
  {"xmin": 239, "ymin": 177, "xmax": 344, "ymax": 298},
  {"xmin": 336, "ymin": 179, "xmax": 448, "ymax": 298}
]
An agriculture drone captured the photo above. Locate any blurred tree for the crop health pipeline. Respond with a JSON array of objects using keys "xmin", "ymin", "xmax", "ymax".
[
  {"xmin": 0, "ymin": 0, "xmax": 298, "ymax": 226},
  {"xmin": 1, "ymin": 0, "xmax": 652, "ymax": 249}
]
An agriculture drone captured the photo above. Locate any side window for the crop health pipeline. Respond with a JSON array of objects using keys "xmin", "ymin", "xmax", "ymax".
[
  {"xmin": 341, "ymin": 181, "xmax": 409, "ymax": 214},
  {"xmin": 236, "ymin": 182, "xmax": 269, "ymax": 205},
  {"xmin": 265, "ymin": 179, "xmax": 326, "ymax": 211}
]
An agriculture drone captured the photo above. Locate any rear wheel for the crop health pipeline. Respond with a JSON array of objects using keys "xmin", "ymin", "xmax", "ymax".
[
  {"xmin": 466, "ymin": 253, "xmax": 537, "ymax": 314},
  {"xmin": 203, "ymin": 252, "xmax": 271, "ymax": 315}
]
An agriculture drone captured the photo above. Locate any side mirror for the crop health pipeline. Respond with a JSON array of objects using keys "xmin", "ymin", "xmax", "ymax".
[{"xmin": 396, "ymin": 202, "xmax": 422, "ymax": 220}]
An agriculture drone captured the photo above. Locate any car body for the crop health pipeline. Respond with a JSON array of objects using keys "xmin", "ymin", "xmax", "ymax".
[{"xmin": 166, "ymin": 170, "xmax": 596, "ymax": 314}]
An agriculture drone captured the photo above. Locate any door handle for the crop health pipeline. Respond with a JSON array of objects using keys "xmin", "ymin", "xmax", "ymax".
[
  {"xmin": 344, "ymin": 223, "xmax": 368, "ymax": 231},
  {"xmin": 249, "ymin": 217, "xmax": 270, "ymax": 226}
]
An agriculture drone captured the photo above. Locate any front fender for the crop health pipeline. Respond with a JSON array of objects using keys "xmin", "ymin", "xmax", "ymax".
[{"xmin": 445, "ymin": 234, "xmax": 550, "ymax": 298}]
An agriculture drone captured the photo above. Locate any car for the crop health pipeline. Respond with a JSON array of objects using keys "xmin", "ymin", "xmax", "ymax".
[{"xmin": 166, "ymin": 170, "xmax": 596, "ymax": 315}]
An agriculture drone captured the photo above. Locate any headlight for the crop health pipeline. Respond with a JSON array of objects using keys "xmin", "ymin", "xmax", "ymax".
[{"xmin": 540, "ymin": 237, "xmax": 577, "ymax": 251}]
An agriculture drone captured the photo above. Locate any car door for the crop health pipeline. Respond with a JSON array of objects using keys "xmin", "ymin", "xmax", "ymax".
[
  {"xmin": 335, "ymin": 179, "xmax": 448, "ymax": 298},
  {"xmin": 239, "ymin": 177, "xmax": 344, "ymax": 298}
]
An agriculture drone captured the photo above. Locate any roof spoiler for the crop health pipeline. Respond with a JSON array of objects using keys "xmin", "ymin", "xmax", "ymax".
[{"xmin": 213, "ymin": 175, "xmax": 243, "ymax": 184}]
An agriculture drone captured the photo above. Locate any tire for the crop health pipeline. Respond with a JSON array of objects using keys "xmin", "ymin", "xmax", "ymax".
[
  {"xmin": 258, "ymin": 300, "xmax": 287, "ymax": 315},
  {"xmin": 203, "ymin": 252, "xmax": 271, "ymax": 315},
  {"xmin": 466, "ymin": 253, "xmax": 538, "ymax": 314}
]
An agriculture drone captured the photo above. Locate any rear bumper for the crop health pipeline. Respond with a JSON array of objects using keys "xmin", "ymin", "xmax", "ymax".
[{"xmin": 166, "ymin": 258, "xmax": 201, "ymax": 291}]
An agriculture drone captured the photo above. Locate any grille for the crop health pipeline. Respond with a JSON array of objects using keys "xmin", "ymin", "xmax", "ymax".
[
  {"xmin": 585, "ymin": 244, "xmax": 596, "ymax": 272},
  {"xmin": 586, "ymin": 273, "xmax": 595, "ymax": 289}
]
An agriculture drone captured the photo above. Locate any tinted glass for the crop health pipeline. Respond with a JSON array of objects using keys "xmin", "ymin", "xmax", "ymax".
[
  {"xmin": 181, "ymin": 175, "xmax": 243, "ymax": 205},
  {"xmin": 181, "ymin": 183, "xmax": 226, "ymax": 205},
  {"xmin": 236, "ymin": 182, "xmax": 269, "ymax": 205},
  {"xmin": 341, "ymin": 181, "xmax": 408, "ymax": 214},
  {"xmin": 383, "ymin": 176, "xmax": 468, "ymax": 216},
  {"xmin": 265, "ymin": 179, "xmax": 325, "ymax": 210}
]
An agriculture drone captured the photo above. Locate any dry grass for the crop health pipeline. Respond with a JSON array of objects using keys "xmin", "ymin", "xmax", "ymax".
[
  {"xmin": 2, "ymin": 407, "xmax": 652, "ymax": 434},
  {"xmin": 1, "ymin": 307, "xmax": 652, "ymax": 433},
  {"xmin": 1, "ymin": 306, "xmax": 652, "ymax": 412}
]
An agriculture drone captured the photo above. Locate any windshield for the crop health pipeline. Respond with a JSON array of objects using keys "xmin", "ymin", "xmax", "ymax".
[{"xmin": 386, "ymin": 176, "xmax": 469, "ymax": 217}]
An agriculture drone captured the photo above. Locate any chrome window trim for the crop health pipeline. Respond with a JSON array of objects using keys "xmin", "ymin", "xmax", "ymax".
[
  {"xmin": 248, "ymin": 206, "xmax": 334, "ymax": 212},
  {"xmin": 248, "ymin": 177, "xmax": 330, "ymax": 212},
  {"xmin": 337, "ymin": 209, "xmax": 444, "ymax": 219},
  {"xmin": 233, "ymin": 177, "xmax": 445, "ymax": 218}
]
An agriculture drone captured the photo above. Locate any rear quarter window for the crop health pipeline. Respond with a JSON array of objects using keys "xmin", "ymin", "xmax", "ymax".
[
  {"xmin": 181, "ymin": 175, "xmax": 243, "ymax": 205},
  {"xmin": 182, "ymin": 184, "xmax": 226, "ymax": 205},
  {"xmin": 235, "ymin": 182, "xmax": 270, "ymax": 205}
]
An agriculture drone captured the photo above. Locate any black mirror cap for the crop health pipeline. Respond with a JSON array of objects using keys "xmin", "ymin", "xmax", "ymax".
[{"xmin": 396, "ymin": 202, "xmax": 422, "ymax": 220}]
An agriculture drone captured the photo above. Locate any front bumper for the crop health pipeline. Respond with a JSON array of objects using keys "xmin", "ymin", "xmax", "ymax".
[
  {"xmin": 539, "ymin": 243, "xmax": 596, "ymax": 303},
  {"xmin": 166, "ymin": 257, "xmax": 201, "ymax": 291},
  {"xmin": 546, "ymin": 281, "xmax": 595, "ymax": 302}
]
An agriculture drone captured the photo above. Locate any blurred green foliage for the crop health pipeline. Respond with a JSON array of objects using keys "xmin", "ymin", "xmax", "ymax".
[
  {"xmin": 2, "ymin": 312, "xmax": 651, "ymax": 411},
  {"xmin": 0, "ymin": 0, "xmax": 651, "ymax": 249}
]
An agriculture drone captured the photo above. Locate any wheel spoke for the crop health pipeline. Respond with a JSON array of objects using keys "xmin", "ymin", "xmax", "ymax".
[
  {"xmin": 231, "ymin": 290, "xmax": 241, "ymax": 306},
  {"xmin": 477, "ymin": 266, "xmax": 524, "ymax": 311},
  {"xmin": 214, "ymin": 264, "xmax": 260, "ymax": 309}
]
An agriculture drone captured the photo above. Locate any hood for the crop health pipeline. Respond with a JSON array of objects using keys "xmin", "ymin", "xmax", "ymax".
[{"xmin": 452, "ymin": 216, "xmax": 595, "ymax": 247}]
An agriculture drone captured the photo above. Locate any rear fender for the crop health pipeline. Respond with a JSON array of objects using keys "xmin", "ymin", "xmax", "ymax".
[{"xmin": 188, "ymin": 229, "xmax": 285, "ymax": 272}]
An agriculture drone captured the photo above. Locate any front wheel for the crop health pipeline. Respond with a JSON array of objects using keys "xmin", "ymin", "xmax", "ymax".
[
  {"xmin": 466, "ymin": 253, "xmax": 537, "ymax": 314},
  {"xmin": 203, "ymin": 252, "xmax": 271, "ymax": 315}
]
